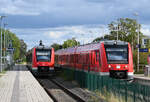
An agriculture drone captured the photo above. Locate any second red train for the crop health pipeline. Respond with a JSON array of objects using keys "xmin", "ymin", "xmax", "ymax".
[{"xmin": 55, "ymin": 40, "xmax": 134, "ymax": 80}]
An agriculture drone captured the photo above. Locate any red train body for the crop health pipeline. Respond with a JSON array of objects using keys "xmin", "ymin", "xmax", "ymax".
[
  {"xmin": 26, "ymin": 45, "xmax": 55, "ymax": 76},
  {"xmin": 55, "ymin": 40, "xmax": 134, "ymax": 79}
]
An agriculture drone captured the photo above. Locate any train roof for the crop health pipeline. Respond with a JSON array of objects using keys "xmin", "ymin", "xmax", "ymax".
[
  {"xmin": 76, "ymin": 42, "xmax": 100, "ymax": 53},
  {"xmin": 34, "ymin": 45, "xmax": 52, "ymax": 50},
  {"xmin": 55, "ymin": 40, "xmax": 129, "ymax": 55},
  {"xmin": 103, "ymin": 40, "xmax": 128, "ymax": 45},
  {"xmin": 55, "ymin": 47, "xmax": 77, "ymax": 55}
]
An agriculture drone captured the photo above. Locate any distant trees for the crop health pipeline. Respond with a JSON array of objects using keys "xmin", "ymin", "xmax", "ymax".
[
  {"xmin": 0, "ymin": 29, "xmax": 27, "ymax": 62},
  {"xmin": 19, "ymin": 39, "xmax": 27, "ymax": 61},
  {"xmin": 51, "ymin": 38, "xmax": 80, "ymax": 51},
  {"xmin": 62, "ymin": 38, "xmax": 80, "ymax": 48},
  {"xmin": 93, "ymin": 18, "xmax": 144, "ymax": 51},
  {"xmin": 51, "ymin": 43, "xmax": 62, "ymax": 51}
]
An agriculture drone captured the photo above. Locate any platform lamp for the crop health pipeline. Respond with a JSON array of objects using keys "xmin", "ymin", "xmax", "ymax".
[
  {"xmin": 134, "ymin": 12, "xmax": 140, "ymax": 72},
  {"xmin": 4, "ymin": 23, "xmax": 8, "ymax": 67},
  {"xmin": 0, "ymin": 16, "xmax": 6, "ymax": 72}
]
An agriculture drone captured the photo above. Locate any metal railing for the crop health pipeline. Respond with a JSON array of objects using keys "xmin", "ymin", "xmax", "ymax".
[{"xmin": 64, "ymin": 68, "xmax": 150, "ymax": 102}]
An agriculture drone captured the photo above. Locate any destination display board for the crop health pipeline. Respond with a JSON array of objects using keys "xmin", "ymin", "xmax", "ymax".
[{"xmin": 139, "ymin": 48, "xmax": 149, "ymax": 52}]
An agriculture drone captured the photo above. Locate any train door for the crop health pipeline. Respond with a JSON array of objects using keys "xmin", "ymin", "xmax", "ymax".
[{"xmin": 95, "ymin": 50, "xmax": 101, "ymax": 72}]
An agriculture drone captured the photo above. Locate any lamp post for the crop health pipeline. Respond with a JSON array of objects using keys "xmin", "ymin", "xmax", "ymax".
[
  {"xmin": 0, "ymin": 16, "xmax": 6, "ymax": 72},
  {"xmin": 117, "ymin": 19, "xmax": 120, "ymax": 41},
  {"xmin": 4, "ymin": 23, "xmax": 8, "ymax": 67},
  {"xmin": 134, "ymin": 12, "xmax": 140, "ymax": 72}
]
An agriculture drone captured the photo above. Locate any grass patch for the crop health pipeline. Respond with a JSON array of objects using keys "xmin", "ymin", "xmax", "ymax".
[
  {"xmin": 88, "ymin": 87, "xmax": 127, "ymax": 102},
  {"xmin": 17, "ymin": 61, "xmax": 26, "ymax": 64},
  {"xmin": 0, "ymin": 69, "xmax": 7, "ymax": 77},
  {"xmin": 134, "ymin": 71, "xmax": 144, "ymax": 74}
]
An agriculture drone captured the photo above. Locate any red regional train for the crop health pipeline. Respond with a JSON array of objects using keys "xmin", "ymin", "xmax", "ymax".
[
  {"xmin": 26, "ymin": 41, "xmax": 54, "ymax": 76},
  {"xmin": 55, "ymin": 40, "xmax": 134, "ymax": 80}
]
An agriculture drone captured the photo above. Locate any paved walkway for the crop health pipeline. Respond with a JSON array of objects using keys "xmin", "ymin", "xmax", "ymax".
[{"xmin": 0, "ymin": 64, "xmax": 53, "ymax": 102}]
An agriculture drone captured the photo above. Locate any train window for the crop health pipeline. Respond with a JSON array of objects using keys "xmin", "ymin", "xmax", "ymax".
[
  {"xmin": 105, "ymin": 46, "xmax": 128, "ymax": 64},
  {"xmin": 96, "ymin": 51, "xmax": 99, "ymax": 62},
  {"xmin": 55, "ymin": 55, "xmax": 57, "ymax": 62},
  {"xmin": 91, "ymin": 53, "xmax": 92, "ymax": 65},
  {"xmin": 86, "ymin": 54, "xmax": 88, "ymax": 64},
  {"xmin": 81, "ymin": 54, "xmax": 83, "ymax": 64},
  {"xmin": 78, "ymin": 54, "xmax": 80, "ymax": 64},
  {"xmin": 36, "ymin": 49, "xmax": 51, "ymax": 62},
  {"xmin": 84, "ymin": 54, "xmax": 86, "ymax": 64},
  {"xmin": 67, "ymin": 55, "xmax": 69, "ymax": 63},
  {"xmin": 71, "ymin": 55, "xmax": 73, "ymax": 63},
  {"xmin": 87, "ymin": 53, "xmax": 90, "ymax": 64},
  {"xmin": 82, "ymin": 54, "xmax": 84, "ymax": 64}
]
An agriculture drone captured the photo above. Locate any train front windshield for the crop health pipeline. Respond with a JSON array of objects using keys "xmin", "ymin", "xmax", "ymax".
[
  {"xmin": 36, "ymin": 49, "xmax": 51, "ymax": 62},
  {"xmin": 105, "ymin": 46, "xmax": 128, "ymax": 64}
]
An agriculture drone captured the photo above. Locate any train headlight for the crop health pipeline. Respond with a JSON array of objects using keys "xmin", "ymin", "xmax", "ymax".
[
  {"xmin": 125, "ymin": 65, "xmax": 128, "ymax": 68},
  {"xmin": 108, "ymin": 65, "xmax": 111, "ymax": 68}
]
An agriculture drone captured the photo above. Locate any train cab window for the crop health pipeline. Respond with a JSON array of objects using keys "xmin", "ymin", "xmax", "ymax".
[
  {"xmin": 105, "ymin": 46, "xmax": 128, "ymax": 64},
  {"xmin": 36, "ymin": 49, "xmax": 51, "ymax": 62}
]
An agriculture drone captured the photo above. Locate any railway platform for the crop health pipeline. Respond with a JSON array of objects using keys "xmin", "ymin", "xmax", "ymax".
[{"xmin": 0, "ymin": 64, "xmax": 53, "ymax": 102}]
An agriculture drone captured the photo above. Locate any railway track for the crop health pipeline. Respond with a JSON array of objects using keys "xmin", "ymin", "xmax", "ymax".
[{"xmin": 37, "ymin": 78, "xmax": 86, "ymax": 102}]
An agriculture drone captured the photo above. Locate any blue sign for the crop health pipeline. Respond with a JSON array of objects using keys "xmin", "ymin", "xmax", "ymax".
[
  {"xmin": 7, "ymin": 48, "xmax": 14, "ymax": 51},
  {"xmin": 139, "ymin": 48, "xmax": 149, "ymax": 52}
]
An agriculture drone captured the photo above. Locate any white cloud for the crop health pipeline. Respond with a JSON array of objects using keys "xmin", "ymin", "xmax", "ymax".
[
  {"xmin": 141, "ymin": 28, "xmax": 150, "ymax": 36},
  {"xmin": 45, "ymin": 31, "xmax": 67, "ymax": 39},
  {"xmin": 11, "ymin": 24, "xmax": 150, "ymax": 50},
  {"xmin": 11, "ymin": 24, "xmax": 107, "ymax": 49},
  {"xmin": 0, "ymin": 0, "xmax": 40, "ymax": 15}
]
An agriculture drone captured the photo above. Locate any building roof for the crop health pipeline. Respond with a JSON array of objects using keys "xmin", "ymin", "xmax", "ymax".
[{"xmin": 143, "ymin": 35, "xmax": 150, "ymax": 39}]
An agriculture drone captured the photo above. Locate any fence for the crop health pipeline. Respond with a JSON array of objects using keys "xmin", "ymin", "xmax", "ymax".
[{"xmin": 64, "ymin": 68, "xmax": 150, "ymax": 102}]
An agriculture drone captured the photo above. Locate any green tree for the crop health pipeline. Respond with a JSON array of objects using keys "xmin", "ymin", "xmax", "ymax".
[
  {"xmin": 0, "ymin": 29, "xmax": 27, "ymax": 62},
  {"xmin": 62, "ymin": 38, "xmax": 80, "ymax": 48},
  {"xmin": 92, "ymin": 18, "xmax": 147, "ymax": 72},
  {"xmin": 19, "ymin": 39, "xmax": 27, "ymax": 61},
  {"xmin": 93, "ymin": 34, "xmax": 112, "ymax": 42},
  {"xmin": 108, "ymin": 18, "xmax": 143, "ymax": 50},
  {"xmin": 51, "ymin": 43, "xmax": 62, "ymax": 51}
]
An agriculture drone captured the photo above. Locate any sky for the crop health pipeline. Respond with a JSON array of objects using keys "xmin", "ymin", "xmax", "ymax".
[{"xmin": 0, "ymin": 0, "xmax": 150, "ymax": 49}]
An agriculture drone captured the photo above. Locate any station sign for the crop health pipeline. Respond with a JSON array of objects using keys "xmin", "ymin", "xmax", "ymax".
[
  {"xmin": 7, "ymin": 48, "xmax": 14, "ymax": 51},
  {"xmin": 139, "ymin": 48, "xmax": 149, "ymax": 52}
]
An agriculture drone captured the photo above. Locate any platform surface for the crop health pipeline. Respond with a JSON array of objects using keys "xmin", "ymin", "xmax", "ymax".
[{"xmin": 0, "ymin": 64, "xmax": 53, "ymax": 102}]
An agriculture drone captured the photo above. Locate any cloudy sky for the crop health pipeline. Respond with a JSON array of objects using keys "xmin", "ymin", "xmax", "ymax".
[{"xmin": 0, "ymin": 0, "xmax": 150, "ymax": 49}]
